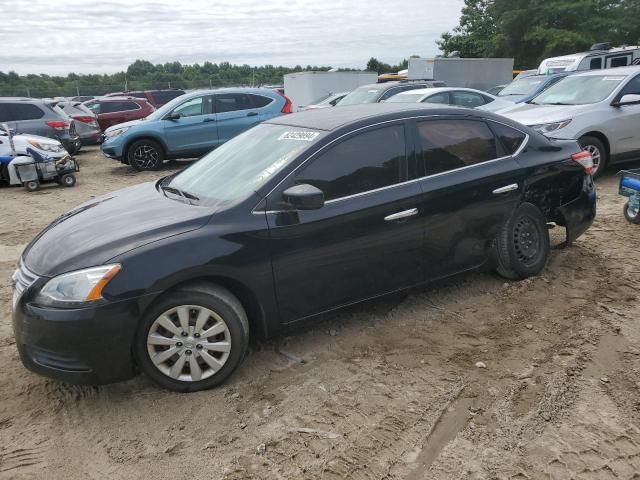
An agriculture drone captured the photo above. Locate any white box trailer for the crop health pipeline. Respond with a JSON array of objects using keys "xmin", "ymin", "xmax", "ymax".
[
  {"xmin": 408, "ymin": 57, "xmax": 514, "ymax": 91},
  {"xmin": 284, "ymin": 71, "xmax": 378, "ymax": 111}
]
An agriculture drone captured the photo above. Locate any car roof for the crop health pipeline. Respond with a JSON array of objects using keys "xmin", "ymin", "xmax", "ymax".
[
  {"xmin": 570, "ymin": 66, "xmax": 640, "ymax": 77},
  {"xmin": 393, "ymin": 87, "xmax": 489, "ymax": 96},
  {"xmin": 266, "ymin": 103, "xmax": 511, "ymax": 132}
]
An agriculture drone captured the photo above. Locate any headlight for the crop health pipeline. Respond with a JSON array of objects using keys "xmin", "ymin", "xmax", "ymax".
[
  {"xmin": 104, "ymin": 126, "xmax": 130, "ymax": 139},
  {"xmin": 35, "ymin": 264, "xmax": 121, "ymax": 306},
  {"xmin": 27, "ymin": 139, "xmax": 63, "ymax": 152},
  {"xmin": 530, "ymin": 119, "xmax": 572, "ymax": 134}
]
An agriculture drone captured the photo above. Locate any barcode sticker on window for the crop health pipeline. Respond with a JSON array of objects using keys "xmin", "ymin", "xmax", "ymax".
[{"xmin": 278, "ymin": 131, "xmax": 319, "ymax": 141}]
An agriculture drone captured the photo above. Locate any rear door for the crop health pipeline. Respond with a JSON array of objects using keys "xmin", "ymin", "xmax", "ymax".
[
  {"xmin": 411, "ymin": 117, "xmax": 527, "ymax": 280},
  {"xmin": 214, "ymin": 93, "xmax": 262, "ymax": 143},
  {"xmin": 266, "ymin": 123, "xmax": 424, "ymax": 324},
  {"xmin": 162, "ymin": 95, "xmax": 218, "ymax": 154}
]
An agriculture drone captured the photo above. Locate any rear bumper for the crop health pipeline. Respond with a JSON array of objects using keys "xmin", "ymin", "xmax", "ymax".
[
  {"xmin": 80, "ymin": 131, "xmax": 103, "ymax": 146},
  {"xmin": 558, "ymin": 175, "xmax": 596, "ymax": 244}
]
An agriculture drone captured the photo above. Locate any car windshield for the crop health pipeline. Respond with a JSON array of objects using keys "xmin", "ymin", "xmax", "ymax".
[
  {"xmin": 146, "ymin": 93, "xmax": 189, "ymax": 120},
  {"xmin": 166, "ymin": 124, "xmax": 323, "ymax": 208},
  {"xmin": 499, "ymin": 77, "xmax": 547, "ymax": 96},
  {"xmin": 338, "ymin": 87, "xmax": 381, "ymax": 105},
  {"xmin": 384, "ymin": 93, "xmax": 424, "ymax": 103},
  {"xmin": 531, "ymin": 74, "xmax": 625, "ymax": 105}
]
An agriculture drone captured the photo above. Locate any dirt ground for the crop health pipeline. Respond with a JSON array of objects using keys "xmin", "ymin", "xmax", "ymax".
[{"xmin": 0, "ymin": 146, "xmax": 639, "ymax": 479}]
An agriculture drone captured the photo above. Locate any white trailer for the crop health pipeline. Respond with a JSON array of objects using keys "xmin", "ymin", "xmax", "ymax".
[
  {"xmin": 284, "ymin": 71, "xmax": 378, "ymax": 112},
  {"xmin": 538, "ymin": 43, "xmax": 640, "ymax": 74},
  {"xmin": 408, "ymin": 57, "xmax": 514, "ymax": 91}
]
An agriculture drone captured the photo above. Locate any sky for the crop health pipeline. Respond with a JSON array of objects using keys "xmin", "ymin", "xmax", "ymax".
[{"xmin": 0, "ymin": 0, "xmax": 464, "ymax": 75}]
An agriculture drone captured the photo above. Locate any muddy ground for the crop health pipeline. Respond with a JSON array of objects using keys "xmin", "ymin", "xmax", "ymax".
[{"xmin": 0, "ymin": 147, "xmax": 639, "ymax": 479}]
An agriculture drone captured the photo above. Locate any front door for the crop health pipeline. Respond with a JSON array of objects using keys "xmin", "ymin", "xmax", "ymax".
[
  {"xmin": 214, "ymin": 93, "xmax": 262, "ymax": 143},
  {"xmin": 411, "ymin": 118, "xmax": 526, "ymax": 280},
  {"xmin": 609, "ymin": 74, "xmax": 640, "ymax": 159},
  {"xmin": 162, "ymin": 95, "xmax": 217, "ymax": 154},
  {"xmin": 266, "ymin": 123, "xmax": 424, "ymax": 324}
]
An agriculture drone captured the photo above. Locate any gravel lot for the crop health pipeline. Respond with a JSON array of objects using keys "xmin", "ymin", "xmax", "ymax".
[{"xmin": 1, "ymin": 147, "xmax": 639, "ymax": 479}]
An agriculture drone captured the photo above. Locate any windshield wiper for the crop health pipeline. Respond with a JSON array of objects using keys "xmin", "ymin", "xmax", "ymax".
[{"xmin": 160, "ymin": 185, "xmax": 200, "ymax": 205}]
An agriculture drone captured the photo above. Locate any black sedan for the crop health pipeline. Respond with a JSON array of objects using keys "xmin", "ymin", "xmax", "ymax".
[{"xmin": 12, "ymin": 104, "xmax": 596, "ymax": 391}]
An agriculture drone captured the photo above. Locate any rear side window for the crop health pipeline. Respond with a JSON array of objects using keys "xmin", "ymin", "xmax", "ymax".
[
  {"xmin": 215, "ymin": 94, "xmax": 254, "ymax": 113},
  {"xmin": 619, "ymin": 74, "xmax": 640, "ymax": 96},
  {"xmin": 296, "ymin": 125, "xmax": 405, "ymax": 201},
  {"xmin": 129, "ymin": 92, "xmax": 148, "ymax": 99},
  {"xmin": 423, "ymin": 92, "xmax": 450, "ymax": 104},
  {"xmin": 249, "ymin": 94, "xmax": 273, "ymax": 108},
  {"xmin": 611, "ymin": 56, "xmax": 629, "ymax": 68},
  {"xmin": 0, "ymin": 103, "xmax": 45, "ymax": 121},
  {"xmin": 100, "ymin": 101, "xmax": 140, "ymax": 113},
  {"xmin": 153, "ymin": 90, "xmax": 185, "ymax": 104},
  {"xmin": 416, "ymin": 120, "xmax": 497, "ymax": 176},
  {"xmin": 590, "ymin": 58, "xmax": 602, "ymax": 69},
  {"xmin": 490, "ymin": 122, "xmax": 527, "ymax": 155},
  {"xmin": 451, "ymin": 91, "xmax": 488, "ymax": 108}
]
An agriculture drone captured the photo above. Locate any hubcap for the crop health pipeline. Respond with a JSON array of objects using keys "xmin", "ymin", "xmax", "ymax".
[
  {"xmin": 147, "ymin": 305, "xmax": 231, "ymax": 382},
  {"xmin": 132, "ymin": 144, "xmax": 159, "ymax": 170},
  {"xmin": 628, "ymin": 204, "xmax": 640, "ymax": 218},
  {"xmin": 513, "ymin": 215, "xmax": 541, "ymax": 265},
  {"xmin": 583, "ymin": 144, "xmax": 601, "ymax": 174}
]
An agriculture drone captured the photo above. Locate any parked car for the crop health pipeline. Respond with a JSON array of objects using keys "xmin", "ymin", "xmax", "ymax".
[
  {"xmin": 498, "ymin": 66, "xmax": 640, "ymax": 177},
  {"xmin": 513, "ymin": 69, "xmax": 538, "ymax": 80},
  {"xmin": 100, "ymin": 88, "xmax": 291, "ymax": 171},
  {"xmin": 0, "ymin": 98, "xmax": 81, "ymax": 154},
  {"xmin": 487, "ymin": 85, "xmax": 506, "ymax": 96},
  {"xmin": 55, "ymin": 101, "xmax": 102, "ymax": 145},
  {"xmin": 70, "ymin": 95, "xmax": 96, "ymax": 103},
  {"xmin": 337, "ymin": 80, "xmax": 447, "ymax": 105},
  {"xmin": 84, "ymin": 97, "xmax": 155, "ymax": 131},
  {"xmin": 299, "ymin": 92, "xmax": 349, "ymax": 110},
  {"xmin": 104, "ymin": 89, "xmax": 185, "ymax": 108},
  {"xmin": 384, "ymin": 87, "xmax": 514, "ymax": 112},
  {"xmin": 496, "ymin": 73, "xmax": 571, "ymax": 104},
  {"xmin": 13, "ymin": 103, "xmax": 596, "ymax": 391}
]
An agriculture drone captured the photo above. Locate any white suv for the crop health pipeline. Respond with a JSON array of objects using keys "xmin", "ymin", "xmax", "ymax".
[{"xmin": 497, "ymin": 66, "xmax": 640, "ymax": 177}]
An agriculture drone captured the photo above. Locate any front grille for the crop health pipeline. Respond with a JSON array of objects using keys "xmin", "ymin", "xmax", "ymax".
[{"xmin": 12, "ymin": 260, "xmax": 38, "ymax": 300}]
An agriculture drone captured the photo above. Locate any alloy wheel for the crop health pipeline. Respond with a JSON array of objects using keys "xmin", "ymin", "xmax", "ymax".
[
  {"xmin": 583, "ymin": 144, "xmax": 601, "ymax": 176},
  {"xmin": 147, "ymin": 305, "xmax": 232, "ymax": 382},
  {"xmin": 132, "ymin": 144, "xmax": 159, "ymax": 170}
]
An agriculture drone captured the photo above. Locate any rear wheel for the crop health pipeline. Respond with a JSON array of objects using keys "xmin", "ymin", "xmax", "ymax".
[
  {"xmin": 624, "ymin": 201, "xmax": 640, "ymax": 224},
  {"xmin": 24, "ymin": 180, "xmax": 39, "ymax": 192},
  {"xmin": 60, "ymin": 173, "xmax": 76, "ymax": 187},
  {"xmin": 134, "ymin": 284, "xmax": 249, "ymax": 392},
  {"xmin": 495, "ymin": 203, "xmax": 550, "ymax": 280},
  {"xmin": 578, "ymin": 136, "xmax": 607, "ymax": 179},
  {"xmin": 127, "ymin": 139, "xmax": 164, "ymax": 171}
]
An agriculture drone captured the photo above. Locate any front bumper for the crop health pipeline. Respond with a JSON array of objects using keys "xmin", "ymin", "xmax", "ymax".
[
  {"xmin": 100, "ymin": 136, "xmax": 125, "ymax": 160},
  {"xmin": 12, "ymin": 296, "xmax": 144, "ymax": 385}
]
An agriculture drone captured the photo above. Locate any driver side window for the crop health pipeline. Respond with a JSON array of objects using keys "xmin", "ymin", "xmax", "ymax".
[
  {"xmin": 173, "ymin": 96, "xmax": 205, "ymax": 117},
  {"xmin": 620, "ymin": 75, "xmax": 640, "ymax": 96}
]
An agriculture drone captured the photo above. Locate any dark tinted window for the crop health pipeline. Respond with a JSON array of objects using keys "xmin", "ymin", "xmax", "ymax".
[
  {"xmin": 451, "ymin": 91, "xmax": 488, "ymax": 108},
  {"xmin": 619, "ymin": 74, "xmax": 640, "ymax": 96},
  {"xmin": 0, "ymin": 103, "xmax": 45, "ymax": 121},
  {"xmin": 215, "ymin": 93, "xmax": 253, "ymax": 113},
  {"xmin": 249, "ymin": 94, "xmax": 273, "ymax": 108},
  {"xmin": 129, "ymin": 92, "xmax": 148, "ymax": 99},
  {"xmin": 590, "ymin": 58, "xmax": 602, "ymax": 69},
  {"xmin": 153, "ymin": 90, "xmax": 185, "ymax": 104},
  {"xmin": 416, "ymin": 120, "xmax": 497, "ymax": 176},
  {"xmin": 100, "ymin": 101, "xmax": 139, "ymax": 113},
  {"xmin": 611, "ymin": 56, "xmax": 629, "ymax": 68},
  {"xmin": 297, "ymin": 125, "xmax": 405, "ymax": 200},
  {"xmin": 423, "ymin": 92, "xmax": 450, "ymax": 104},
  {"xmin": 490, "ymin": 122, "xmax": 526, "ymax": 155}
]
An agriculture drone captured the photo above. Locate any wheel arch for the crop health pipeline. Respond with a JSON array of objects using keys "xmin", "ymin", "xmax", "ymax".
[
  {"xmin": 579, "ymin": 131, "xmax": 610, "ymax": 159},
  {"xmin": 123, "ymin": 135, "xmax": 169, "ymax": 161}
]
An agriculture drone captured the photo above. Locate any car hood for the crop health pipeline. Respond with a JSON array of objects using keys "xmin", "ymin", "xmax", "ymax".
[
  {"xmin": 23, "ymin": 182, "xmax": 213, "ymax": 277},
  {"xmin": 104, "ymin": 118, "xmax": 146, "ymax": 133},
  {"xmin": 497, "ymin": 103, "xmax": 594, "ymax": 125}
]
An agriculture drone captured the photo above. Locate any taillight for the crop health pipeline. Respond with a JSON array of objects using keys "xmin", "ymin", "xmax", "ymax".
[
  {"xmin": 274, "ymin": 90, "xmax": 292, "ymax": 113},
  {"xmin": 571, "ymin": 151, "xmax": 593, "ymax": 175},
  {"xmin": 46, "ymin": 120, "xmax": 70, "ymax": 130},
  {"xmin": 73, "ymin": 116, "xmax": 95, "ymax": 124}
]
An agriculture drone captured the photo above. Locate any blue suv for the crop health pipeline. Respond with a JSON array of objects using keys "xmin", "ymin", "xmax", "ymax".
[{"xmin": 101, "ymin": 88, "xmax": 291, "ymax": 171}]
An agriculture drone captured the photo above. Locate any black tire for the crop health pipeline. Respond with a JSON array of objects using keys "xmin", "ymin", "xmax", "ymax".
[
  {"xmin": 24, "ymin": 180, "xmax": 39, "ymax": 192},
  {"xmin": 127, "ymin": 139, "xmax": 164, "ymax": 171},
  {"xmin": 578, "ymin": 135, "xmax": 607, "ymax": 179},
  {"xmin": 134, "ymin": 284, "xmax": 249, "ymax": 392},
  {"xmin": 495, "ymin": 203, "xmax": 550, "ymax": 280},
  {"xmin": 623, "ymin": 201, "xmax": 640, "ymax": 224},
  {"xmin": 60, "ymin": 174, "xmax": 76, "ymax": 187}
]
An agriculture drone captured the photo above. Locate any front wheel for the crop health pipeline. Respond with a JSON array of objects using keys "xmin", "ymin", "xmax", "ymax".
[
  {"xmin": 24, "ymin": 180, "xmax": 39, "ymax": 192},
  {"xmin": 495, "ymin": 203, "xmax": 550, "ymax": 280},
  {"xmin": 579, "ymin": 136, "xmax": 607, "ymax": 179},
  {"xmin": 624, "ymin": 201, "xmax": 640, "ymax": 224},
  {"xmin": 134, "ymin": 284, "xmax": 249, "ymax": 392},
  {"xmin": 127, "ymin": 139, "xmax": 164, "ymax": 171},
  {"xmin": 59, "ymin": 173, "xmax": 76, "ymax": 187}
]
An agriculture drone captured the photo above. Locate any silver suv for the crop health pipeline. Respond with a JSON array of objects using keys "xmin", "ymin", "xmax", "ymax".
[
  {"xmin": 497, "ymin": 66, "xmax": 640, "ymax": 177},
  {"xmin": 0, "ymin": 98, "xmax": 81, "ymax": 154}
]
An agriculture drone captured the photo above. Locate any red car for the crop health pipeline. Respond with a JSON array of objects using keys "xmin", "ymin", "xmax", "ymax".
[
  {"xmin": 104, "ymin": 89, "xmax": 185, "ymax": 108},
  {"xmin": 83, "ymin": 97, "xmax": 155, "ymax": 131}
]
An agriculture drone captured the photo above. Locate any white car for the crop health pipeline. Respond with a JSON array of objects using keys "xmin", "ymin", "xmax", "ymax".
[
  {"xmin": 300, "ymin": 92, "xmax": 350, "ymax": 111},
  {"xmin": 496, "ymin": 66, "xmax": 640, "ymax": 177},
  {"xmin": 383, "ymin": 87, "xmax": 515, "ymax": 112}
]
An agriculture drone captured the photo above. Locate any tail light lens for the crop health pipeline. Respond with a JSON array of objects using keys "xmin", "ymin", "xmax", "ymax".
[
  {"xmin": 73, "ymin": 116, "xmax": 96, "ymax": 124},
  {"xmin": 571, "ymin": 151, "xmax": 593, "ymax": 175},
  {"xmin": 46, "ymin": 120, "xmax": 70, "ymax": 130},
  {"xmin": 274, "ymin": 90, "xmax": 292, "ymax": 113}
]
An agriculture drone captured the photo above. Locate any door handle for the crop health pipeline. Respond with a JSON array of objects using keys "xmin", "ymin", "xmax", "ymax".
[
  {"xmin": 246, "ymin": 112, "xmax": 258, "ymax": 117},
  {"xmin": 384, "ymin": 208, "xmax": 418, "ymax": 222},
  {"xmin": 493, "ymin": 183, "xmax": 518, "ymax": 194},
  {"xmin": 203, "ymin": 117, "xmax": 216, "ymax": 123}
]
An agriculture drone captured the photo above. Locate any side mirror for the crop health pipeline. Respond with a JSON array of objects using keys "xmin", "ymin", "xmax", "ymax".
[
  {"xmin": 615, "ymin": 94, "xmax": 640, "ymax": 106},
  {"xmin": 282, "ymin": 184, "xmax": 324, "ymax": 210},
  {"xmin": 166, "ymin": 111, "xmax": 182, "ymax": 120}
]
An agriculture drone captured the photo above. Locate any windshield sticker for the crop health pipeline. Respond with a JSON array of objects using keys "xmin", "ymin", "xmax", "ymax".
[
  {"xmin": 602, "ymin": 76, "xmax": 625, "ymax": 81},
  {"xmin": 278, "ymin": 131, "xmax": 319, "ymax": 141}
]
